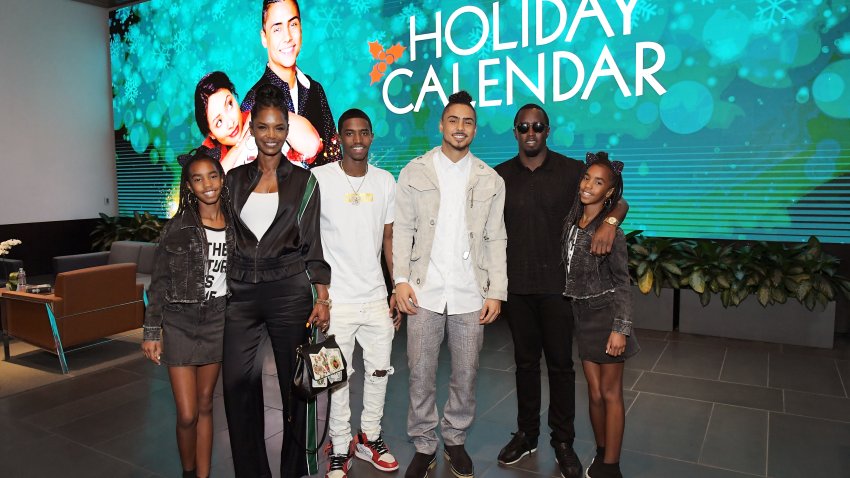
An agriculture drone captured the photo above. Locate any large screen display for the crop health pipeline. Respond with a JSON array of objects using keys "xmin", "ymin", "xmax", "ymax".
[{"xmin": 110, "ymin": 0, "xmax": 850, "ymax": 243}]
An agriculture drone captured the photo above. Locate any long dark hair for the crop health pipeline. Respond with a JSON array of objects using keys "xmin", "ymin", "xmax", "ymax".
[
  {"xmin": 175, "ymin": 149, "xmax": 229, "ymax": 216},
  {"xmin": 194, "ymin": 71, "xmax": 237, "ymax": 138},
  {"xmin": 561, "ymin": 151, "xmax": 625, "ymax": 245}
]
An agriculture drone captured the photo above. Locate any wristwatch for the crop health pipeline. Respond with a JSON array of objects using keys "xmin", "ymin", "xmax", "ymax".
[{"xmin": 604, "ymin": 216, "xmax": 620, "ymax": 226}]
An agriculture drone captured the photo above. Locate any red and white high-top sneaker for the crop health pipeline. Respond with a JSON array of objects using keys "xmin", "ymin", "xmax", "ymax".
[{"xmin": 353, "ymin": 431, "xmax": 399, "ymax": 471}]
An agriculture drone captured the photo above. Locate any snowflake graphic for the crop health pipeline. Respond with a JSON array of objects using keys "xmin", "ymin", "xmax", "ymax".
[
  {"xmin": 400, "ymin": 3, "xmax": 426, "ymax": 28},
  {"xmin": 172, "ymin": 31, "xmax": 189, "ymax": 55},
  {"xmin": 124, "ymin": 76, "xmax": 140, "ymax": 103},
  {"xmin": 351, "ymin": 0, "xmax": 376, "ymax": 16},
  {"xmin": 315, "ymin": 4, "xmax": 344, "ymax": 39},
  {"xmin": 756, "ymin": 0, "xmax": 797, "ymax": 29},
  {"xmin": 154, "ymin": 42, "xmax": 171, "ymax": 63},
  {"xmin": 211, "ymin": 2, "xmax": 225, "ymax": 21},
  {"xmin": 168, "ymin": 4, "xmax": 179, "ymax": 18},
  {"xmin": 632, "ymin": 1, "xmax": 659, "ymax": 27},
  {"xmin": 115, "ymin": 8, "xmax": 131, "ymax": 23},
  {"xmin": 391, "ymin": 3, "xmax": 427, "ymax": 35},
  {"xmin": 468, "ymin": 25, "xmax": 492, "ymax": 59},
  {"xmin": 372, "ymin": 30, "xmax": 388, "ymax": 45}
]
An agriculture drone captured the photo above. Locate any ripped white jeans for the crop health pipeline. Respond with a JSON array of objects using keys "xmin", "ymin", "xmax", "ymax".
[{"xmin": 328, "ymin": 298, "xmax": 395, "ymax": 454}]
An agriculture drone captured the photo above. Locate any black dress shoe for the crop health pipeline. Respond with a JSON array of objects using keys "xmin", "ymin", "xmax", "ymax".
[
  {"xmin": 182, "ymin": 469, "xmax": 196, "ymax": 478},
  {"xmin": 443, "ymin": 444, "xmax": 474, "ymax": 478},
  {"xmin": 553, "ymin": 442, "xmax": 582, "ymax": 478},
  {"xmin": 497, "ymin": 431, "xmax": 538, "ymax": 465},
  {"xmin": 404, "ymin": 452, "xmax": 436, "ymax": 478}
]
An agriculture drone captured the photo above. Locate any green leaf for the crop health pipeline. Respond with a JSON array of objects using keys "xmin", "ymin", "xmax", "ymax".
[
  {"xmin": 690, "ymin": 271, "xmax": 706, "ymax": 293},
  {"xmin": 757, "ymin": 285, "xmax": 770, "ymax": 307},
  {"xmin": 630, "ymin": 245, "xmax": 649, "ymax": 256},
  {"xmin": 638, "ymin": 270, "xmax": 654, "ymax": 294},
  {"xmin": 661, "ymin": 262, "xmax": 682, "ymax": 275}
]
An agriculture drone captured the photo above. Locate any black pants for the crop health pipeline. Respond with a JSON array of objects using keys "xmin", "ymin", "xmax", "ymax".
[
  {"xmin": 504, "ymin": 293, "xmax": 576, "ymax": 446},
  {"xmin": 223, "ymin": 274, "xmax": 313, "ymax": 478}
]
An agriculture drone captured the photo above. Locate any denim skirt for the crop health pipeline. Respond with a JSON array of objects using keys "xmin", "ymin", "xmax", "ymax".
[
  {"xmin": 160, "ymin": 295, "xmax": 227, "ymax": 366},
  {"xmin": 572, "ymin": 293, "xmax": 640, "ymax": 364}
]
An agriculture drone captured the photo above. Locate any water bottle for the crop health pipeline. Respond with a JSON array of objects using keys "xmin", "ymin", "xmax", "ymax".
[{"xmin": 17, "ymin": 267, "xmax": 26, "ymax": 291}]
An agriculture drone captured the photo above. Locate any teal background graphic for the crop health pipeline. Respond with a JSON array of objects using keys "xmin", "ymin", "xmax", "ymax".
[{"xmin": 110, "ymin": 0, "xmax": 850, "ymax": 242}]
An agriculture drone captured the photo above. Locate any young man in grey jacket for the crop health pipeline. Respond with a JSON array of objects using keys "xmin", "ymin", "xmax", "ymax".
[{"xmin": 393, "ymin": 91, "xmax": 508, "ymax": 478}]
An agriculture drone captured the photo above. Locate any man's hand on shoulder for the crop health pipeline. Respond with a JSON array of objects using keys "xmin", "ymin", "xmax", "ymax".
[{"xmin": 591, "ymin": 221, "xmax": 617, "ymax": 255}]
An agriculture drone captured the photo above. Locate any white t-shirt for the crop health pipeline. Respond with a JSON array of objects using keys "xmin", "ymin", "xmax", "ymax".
[
  {"xmin": 204, "ymin": 227, "xmax": 227, "ymax": 300},
  {"xmin": 241, "ymin": 192, "xmax": 278, "ymax": 240},
  {"xmin": 312, "ymin": 162, "xmax": 396, "ymax": 303}
]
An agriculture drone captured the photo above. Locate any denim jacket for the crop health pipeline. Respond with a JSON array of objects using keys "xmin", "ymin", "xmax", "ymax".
[
  {"xmin": 143, "ymin": 207, "xmax": 234, "ymax": 340},
  {"xmin": 563, "ymin": 223, "xmax": 633, "ymax": 336},
  {"xmin": 393, "ymin": 147, "xmax": 508, "ymax": 301}
]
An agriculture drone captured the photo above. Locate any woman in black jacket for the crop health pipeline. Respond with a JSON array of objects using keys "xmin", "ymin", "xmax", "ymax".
[
  {"xmin": 142, "ymin": 149, "xmax": 233, "ymax": 478},
  {"xmin": 223, "ymin": 83, "xmax": 331, "ymax": 478}
]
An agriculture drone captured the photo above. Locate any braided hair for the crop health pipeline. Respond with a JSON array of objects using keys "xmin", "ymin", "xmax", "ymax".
[
  {"xmin": 175, "ymin": 149, "xmax": 229, "ymax": 216},
  {"xmin": 561, "ymin": 152, "xmax": 625, "ymax": 259}
]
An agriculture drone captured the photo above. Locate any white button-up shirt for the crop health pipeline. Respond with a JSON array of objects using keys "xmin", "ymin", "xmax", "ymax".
[{"xmin": 413, "ymin": 150, "xmax": 484, "ymax": 315}]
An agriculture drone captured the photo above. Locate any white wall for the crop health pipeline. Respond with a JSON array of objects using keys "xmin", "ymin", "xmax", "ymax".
[{"xmin": 0, "ymin": 0, "xmax": 116, "ymax": 224}]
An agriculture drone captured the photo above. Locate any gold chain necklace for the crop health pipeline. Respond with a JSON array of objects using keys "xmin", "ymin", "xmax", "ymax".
[{"xmin": 339, "ymin": 161, "xmax": 368, "ymax": 205}]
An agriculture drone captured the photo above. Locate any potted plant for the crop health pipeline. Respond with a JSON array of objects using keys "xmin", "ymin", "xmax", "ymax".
[
  {"xmin": 678, "ymin": 236, "xmax": 850, "ymax": 348},
  {"xmin": 626, "ymin": 231, "xmax": 683, "ymax": 331},
  {"xmin": 91, "ymin": 211, "xmax": 164, "ymax": 251}
]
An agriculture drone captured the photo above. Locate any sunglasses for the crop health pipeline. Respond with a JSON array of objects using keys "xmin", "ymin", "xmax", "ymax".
[{"xmin": 515, "ymin": 122, "xmax": 547, "ymax": 134}]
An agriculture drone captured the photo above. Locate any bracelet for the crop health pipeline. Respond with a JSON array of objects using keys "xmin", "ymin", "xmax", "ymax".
[{"xmin": 316, "ymin": 298, "xmax": 332, "ymax": 309}]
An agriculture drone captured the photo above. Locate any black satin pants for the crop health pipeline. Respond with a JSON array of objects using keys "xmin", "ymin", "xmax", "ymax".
[{"xmin": 223, "ymin": 273, "xmax": 312, "ymax": 478}]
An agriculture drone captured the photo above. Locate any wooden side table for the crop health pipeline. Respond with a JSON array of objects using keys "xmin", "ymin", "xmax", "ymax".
[{"xmin": 0, "ymin": 288, "xmax": 67, "ymax": 373}]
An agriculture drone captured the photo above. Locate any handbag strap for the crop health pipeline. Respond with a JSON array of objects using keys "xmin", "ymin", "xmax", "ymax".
[{"xmin": 289, "ymin": 388, "xmax": 333, "ymax": 456}]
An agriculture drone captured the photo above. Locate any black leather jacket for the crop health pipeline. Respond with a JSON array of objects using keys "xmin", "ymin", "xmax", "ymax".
[
  {"xmin": 563, "ymin": 223, "xmax": 633, "ymax": 336},
  {"xmin": 225, "ymin": 159, "xmax": 330, "ymax": 284},
  {"xmin": 143, "ymin": 207, "xmax": 234, "ymax": 340}
]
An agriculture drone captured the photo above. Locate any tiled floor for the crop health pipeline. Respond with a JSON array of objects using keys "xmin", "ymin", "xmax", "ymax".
[{"xmin": 2, "ymin": 321, "xmax": 850, "ymax": 477}]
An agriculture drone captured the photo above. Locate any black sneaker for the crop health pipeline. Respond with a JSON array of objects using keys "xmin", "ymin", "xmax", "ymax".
[
  {"xmin": 553, "ymin": 442, "xmax": 582, "ymax": 478},
  {"xmin": 404, "ymin": 452, "xmax": 436, "ymax": 478},
  {"xmin": 443, "ymin": 444, "xmax": 474, "ymax": 478},
  {"xmin": 497, "ymin": 431, "xmax": 538, "ymax": 465}
]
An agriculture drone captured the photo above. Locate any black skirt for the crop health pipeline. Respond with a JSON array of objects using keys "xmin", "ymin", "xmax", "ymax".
[
  {"xmin": 161, "ymin": 295, "xmax": 227, "ymax": 366},
  {"xmin": 572, "ymin": 294, "xmax": 640, "ymax": 363}
]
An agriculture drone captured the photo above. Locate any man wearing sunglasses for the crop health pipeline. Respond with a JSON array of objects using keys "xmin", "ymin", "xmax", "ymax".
[{"xmin": 494, "ymin": 104, "xmax": 628, "ymax": 478}]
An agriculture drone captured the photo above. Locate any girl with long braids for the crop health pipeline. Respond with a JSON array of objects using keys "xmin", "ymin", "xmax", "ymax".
[
  {"xmin": 142, "ymin": 149, "xmax": 233, "ymax": 478},
  {"xmin": 561, "ymin": 152, "xmax": 639, "ymax": 478}
]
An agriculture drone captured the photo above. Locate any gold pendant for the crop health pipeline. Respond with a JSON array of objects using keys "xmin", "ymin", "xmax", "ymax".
[{"xmin": 350, "ymin": 193, "xmax": 361, "ymax": 205}]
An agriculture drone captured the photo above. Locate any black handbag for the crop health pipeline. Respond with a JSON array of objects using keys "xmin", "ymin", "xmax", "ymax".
[{"xmin": 292, "ymin": 331, "xmax": 348, "ymax": 400}]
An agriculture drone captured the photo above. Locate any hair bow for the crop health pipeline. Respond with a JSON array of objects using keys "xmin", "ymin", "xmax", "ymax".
[
  {"xmin": 611, "ymin": 161, "xmax": 624, "ymax": 175},
  {"xmin": 585, "ymin": 152, "xmax": 624, "ymax": 175}
]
